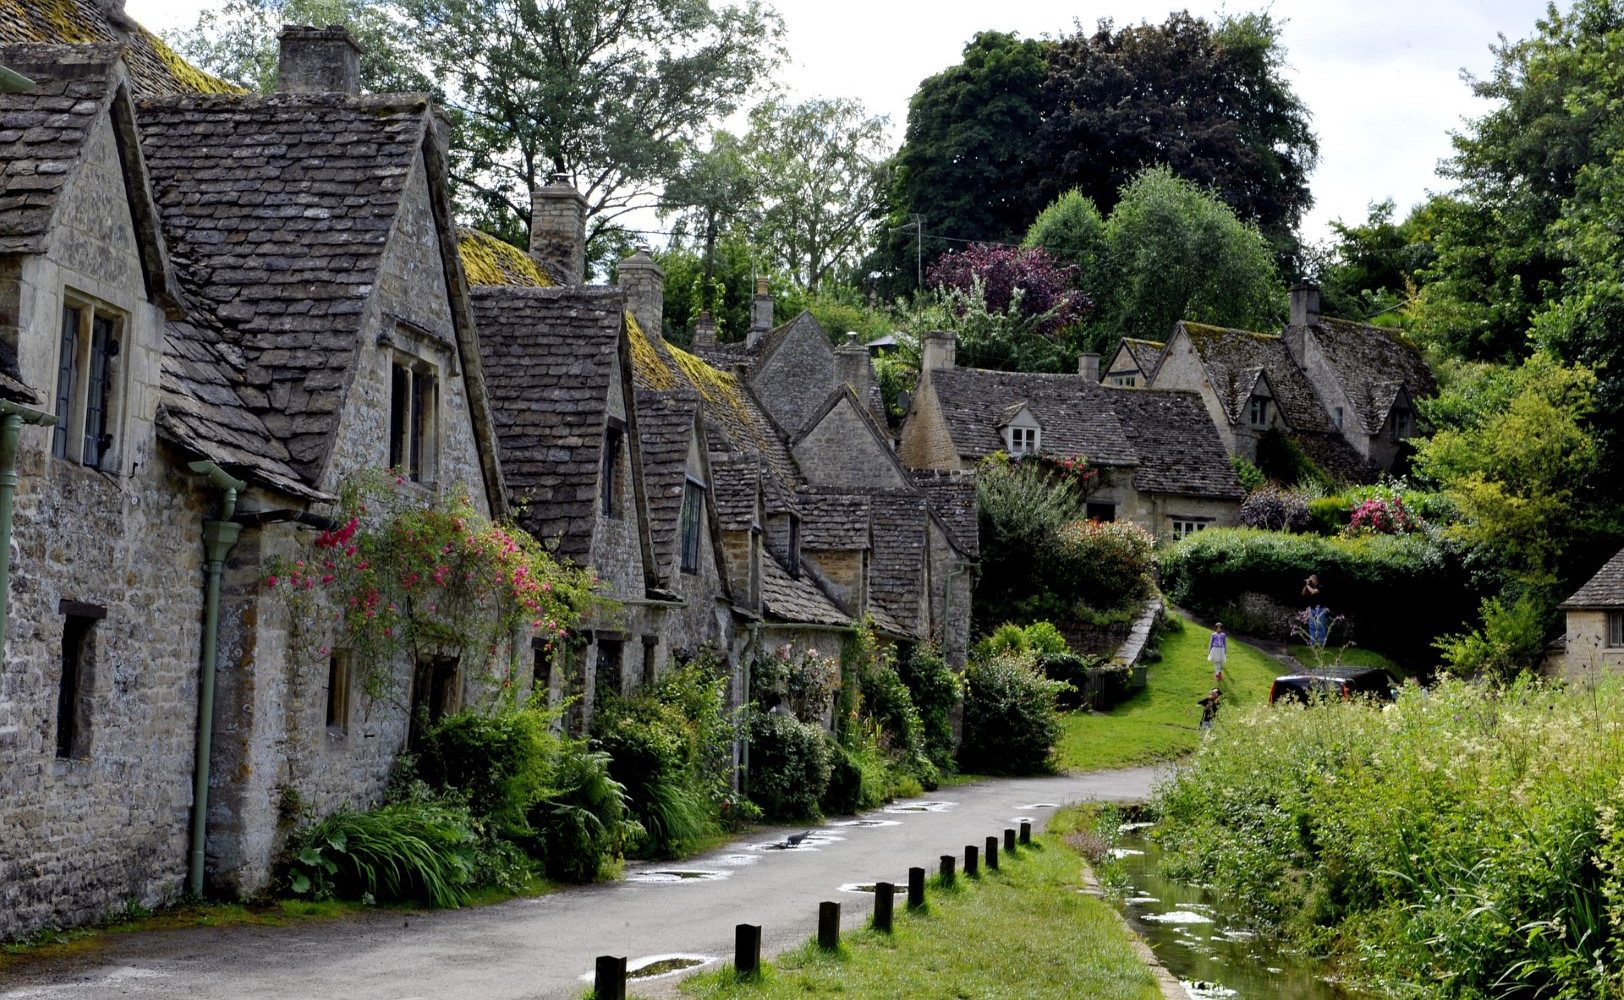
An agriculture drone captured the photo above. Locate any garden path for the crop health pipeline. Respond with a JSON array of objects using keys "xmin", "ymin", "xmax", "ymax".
[{"xmin": 0, "ymin": 767, "xmax": 1164, "ymax": 1000}]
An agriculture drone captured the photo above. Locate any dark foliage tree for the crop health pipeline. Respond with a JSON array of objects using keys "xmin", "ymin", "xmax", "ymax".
[
  {"xmin": 1312, "ymin": 198, "xmax": 1439, "ymax": 324},
  {"xmin": 925, "ymin": 244, "xmax": 1090, "ymax": 339},
  {"xmin": 1031, "ymin": 12, "xmax": 1316, "ymax": 264}
]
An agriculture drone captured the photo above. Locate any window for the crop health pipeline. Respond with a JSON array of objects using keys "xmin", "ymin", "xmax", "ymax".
[
  {"xmin": 1171, "ymin": 517, "xmax": 1213, "ymax": 540},
  {"xmin": 600, "ymin": 421, "xmax": 624, "ymax": 516},
  {"xmin": 531, "ymin": 638, "xmax": 553, "ymax": 705},
  {"xmin": 1007, "ymin": 425, "xmax": 1039, "ymax": 456},
  {"xmin": 1390, "ymin": 406, "xmax": 1413, "ymax": 442},
  {"xmin": 325, "ymin": 652, "xmax": 350, "ymax": 735},
  {"xmin": 1085, "ymin": 501, "xmax": 1116, "ymax": 523},
  {"xmin": 1332, "ymin": 406, "xmax": 1344, "ymax": 430},
  {"xmin": 1111, "ymin": 375, "xmax": 1137, "ymax": 387},
  {"xmin": 596, "ymin": 639, "xmax": 625, "ymax": 699},
  {"xmin": 389, "ymin": 360, "xmax": 438, "ymax": 483},
  {"xmin": 787, "ymin": 514, "xmax": 801, "ymax": 576},
  {"xmin": 408, "ymin": 655, "xmax": 459, "ymax": 748},
  {"xmin": 1248, "ymin": 395, "xmax": 1270, "ymax": 428},
  {"xmin": 52, "ymin": 301, "xmax": 121, "ymax": 469},
  {"xmin": 1608, "ymin": 611, "xmax": 1624, "ymax": 649},
  {"xmin": 679, "ymin": 479, "xmax": 705, "ymax": 574},
  {"xmin": 56, "ymin": 603, "xmax": 102, "ymax": 760}
]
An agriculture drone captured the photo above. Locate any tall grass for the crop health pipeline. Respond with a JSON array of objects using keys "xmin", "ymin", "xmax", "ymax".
[
  {"xmin": 1155, "ymin": 676, "xmax": 1624, "ymax": 998},
  {"xmin": 285, "ymin": 801, "xmax": 478, "ymax": 908}
]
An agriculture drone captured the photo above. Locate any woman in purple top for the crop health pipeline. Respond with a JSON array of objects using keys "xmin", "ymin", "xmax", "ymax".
[{"xmin": 1208, "ymin": 622, "xmax": 1228, "ymax": 683}]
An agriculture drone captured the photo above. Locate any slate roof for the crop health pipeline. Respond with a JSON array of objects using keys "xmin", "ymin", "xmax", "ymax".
[
  {"xmin": 761, "ymin": 552, "xmax": 851, "ymax": 628},
  {"xmin": 0, "ymin": 44, "xmax": 118, "ymax": 253},
  {"xmin": 1104, "ymin": 388, "xmax": 1245, "ymax": 500},
  {"xmin": 908, "ymin": 471, "xmax": 980, "ymax": 557},
  {"xmin": 1177, "ymin": 322, "xmax": 1338, "ymax": 433},
  {"xmin": 458, "ymin": 226, "xmax": 553, "ymax": 288},
  {"xmin": 156, "ymin": 315, "xmax": 323, "ymax": 500},
  {"xmin": 867, "ymin": 492, "xmax": 929, "ymax": 636},
  {"xmin": 709, "ymin": 454, "xmax": 761, "ymax": 531},
  {"xmin": 797, "ymin": 493, "xmax": 871, "ymax": 551},
  {"xmin": 472, "ymin": 286, "xmax": 625, "ymax": 562},
  {"xmin": 1562, "ymin": 548, "xmax": 1624, "ymax": 610},
  {"xmin": 927, "ymin": 367, "xmax": 1139, "ymax": 467},
  {"xmin": 0, "ymin": 0, "xmax": 239, "ymax": 99},
  {"xmin": 136, "ymin": 92, "xmax": 433, "ymax": 482},
  {"xmin": 635, "ymin": 389, "xmax": 702, "ymax": 581},
  {"xmin": 1119, "ymin": 338, "xmax": 1166, "ymax": 380},
  {"xmin": 1306, "ymin": 318, "xmax": 1436, "ymax": 434}
]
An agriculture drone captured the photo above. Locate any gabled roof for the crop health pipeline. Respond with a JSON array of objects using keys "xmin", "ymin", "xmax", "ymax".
[
  {"xmin": 1109, "ymin": 337, "xmax": 1166, "ymax": 380},
  {"xmin": 1176, "ymin": 322, "xmax": 1337, "ymax": 433},
  {"xmin": 472, "ymin": 286, "xmax": 625, "ymax": 562},
  {"xmin": 797, "ymin": 493, "xmax": 871, "ymax": 551},
  {"xmin": 867, "ymin": 492, "xmax": 930, "ymax": 637},
  {"xmin": 0, "ymin": 0, "xmax": 239, "ymax": 99},
  {"xmin": 136, "ymin": 92, "xmax": 434, "ymax": 482},
  {"xmin": 636, "ymin": 388, "xmax": 703, "ymax": 581},
  {"xmin": 761, "ymin": 551, "xmax": 851, "ymax": 628},
  {"xmin": 1562, "ymin": 548, "xmax": 1624, "ymax": 610},
  {"xmin": 909, "ymin": 470, "xmax": 979, "ymax": 558},
  {"xmin": 926, "ymin": 367, "xmax": 1139, "ymax": 467},
  {"xmin": 1105, "ymin": 388, "xmax": 1245, "ymax": 500},
  {"xmin": 1304, "ymin": 318, "xmax": 1436, "ymax": 434},
  {"xmin": 709, "ymin": 454, "xmax": 762, "ymax": 532}
]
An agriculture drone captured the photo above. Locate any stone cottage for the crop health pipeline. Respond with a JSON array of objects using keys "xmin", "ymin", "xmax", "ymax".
[
  {"xmin": 0, "ymin": 21, "xmax": 529, "ymax": 937},
  {"xmin": 897, "ymin": 331, "xmax": 1244, "ymax": 539},
  {"xmin": 1552, "ymin": 547, "xmax": 1624, "ymax": 680},
  {"xmin": 1102, "ymin": 337, "xmax": 1165, "ymax": 387}
]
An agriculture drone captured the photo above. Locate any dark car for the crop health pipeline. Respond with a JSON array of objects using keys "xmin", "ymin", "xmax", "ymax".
[{"xmin": 1268, "ymin": 666, "xmax": 1399, "ymax": 706}]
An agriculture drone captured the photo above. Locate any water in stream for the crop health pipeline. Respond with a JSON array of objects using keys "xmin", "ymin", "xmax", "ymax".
[{"xmin": 1109, "ymin": 831, "xmax": 1379, "ymax": 1000}]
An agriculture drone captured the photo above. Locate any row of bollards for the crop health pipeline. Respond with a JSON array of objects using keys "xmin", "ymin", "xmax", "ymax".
[{"xmin": 592, "ymin": 820, "xmax": 1038, "ymax": 997}]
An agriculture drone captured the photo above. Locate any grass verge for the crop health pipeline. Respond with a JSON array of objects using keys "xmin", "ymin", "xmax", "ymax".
[
  {"xmin": 1057, "ymin": 615, "xmax": 1277, "ymax": 772},
  {"xmin": 1285, "ymin": 643, "xmax": 1405, "ymax": 676},
  {"xmin": 668, "ymin": 829, "xmax": 1161, "ymax": 1000}
]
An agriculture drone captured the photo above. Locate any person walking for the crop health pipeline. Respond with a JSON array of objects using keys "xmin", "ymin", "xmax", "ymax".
[
  {"xmin": 1198, "ymin": 688, "xmax": 1222, "ymax": 730},
  {"xmin": 1207, "ymin": 622, "xmax": 1228, "ymax": 684}
]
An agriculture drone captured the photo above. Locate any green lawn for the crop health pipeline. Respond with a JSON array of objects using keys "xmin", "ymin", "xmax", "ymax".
[
  {"xmin": 1287, "ymin": 643, "xmax": 1407, "ymax": 677},
  {"xmin": 669, "ymin": 833, "xmax": 1160, "ymax": 1000},
  {"xmin": 1057, "ymin": 616, "xmax": 1280, "ymax": 772}
]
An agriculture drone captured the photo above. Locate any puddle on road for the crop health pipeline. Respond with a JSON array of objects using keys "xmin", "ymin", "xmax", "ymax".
[
  {"xmin": 837, "ymin": 882, "xmax": 906, "ymax": 895},
  {"xmin": 748, "ymin": 833, "xmax": 844, "ymax": 852},
  {"xmin": 578, "ymin": 954, "xmax": 717, "ymax": 983},
  {"xmin": 825, "ymin": 818, "xmax": 901, "ymax": 828},
  {"xmin": 624, "ymin": 869, "xmax": 730, "ymax": 884},
  {"xmin": 881, "ymin": 800, "xmax": 956, "ymax": 814},
  {"xmin": 709, "ymin": 853, "xmax": 759, "ymax": 867}
]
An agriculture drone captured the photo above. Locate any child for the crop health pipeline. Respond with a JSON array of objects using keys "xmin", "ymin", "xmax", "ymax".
[
  {"xmin": 1208, "ymin": 622, "xmax": 1228, "ymax": 684},
  {"xmin": 1198, "ymin": 688, "xmax": 1222, "ymax": 730}
]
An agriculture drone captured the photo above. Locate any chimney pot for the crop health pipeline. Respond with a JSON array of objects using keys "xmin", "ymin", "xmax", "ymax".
[
  {"xmin": 836, "ymin": 332, "xmax": 871, "ymax": 402},
  {"xmin": 617, "ymin": 250, "xmax": 665, "ymax": 340},
  {"xmin": 921, "ymin": 330, "xmax": 957, "ymax": 371},
  {"xmin": 530, "ymin": 177, "xmax": 587, "ymax": 286},
  {"xmin": 1079, "ymin": 352, "xmax": 1100, "ymax": 381},
  {"xmin": 277, "ymin": 25, "xmax": 362, "ymax": 95},
  {"xmin": 747, "ymin": 277, "xmax": 774, "ymax": 346}
]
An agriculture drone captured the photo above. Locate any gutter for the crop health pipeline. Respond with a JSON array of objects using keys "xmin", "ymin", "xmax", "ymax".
[
  {"xmin": 0, "ymin": 400, "xmax": 59, "ymax": 653},
  {"xmin": 185, "ymin": 459, "xmax": 246, "ymax": 899}
]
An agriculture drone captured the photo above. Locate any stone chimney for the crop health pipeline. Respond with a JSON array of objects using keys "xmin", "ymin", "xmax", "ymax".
[
  {"xmin": 835, "ymin": 332, "xmax": 872, "ymax": 402},
  {"xmin": 277, "ymin": 25, "xmax": 362, "ymax": 95},
  {"xmin": 618, "ymin": 250, "xmax": 665, "ymax": 340},
  {"xmin": 747, "ymin": 276, "xmax": 773, "ymax": 347},
  {"xmin": 530, "ymin": 174, "xmax": 586, "ymax": 286},
  {"xmin": 692, "ymin": 310, "xmax": 717, "ymax": 348},
  {"xmin": 1290, "ymin": 281, "xmax": 1321, "ymax": 328},
  {"xmin": 921, "ymin": 330, "xmax": 957, "ymax": 371},
  {"xmin": 1078, "ymin": 352, "xmax": 1100, "ymax": 381}
]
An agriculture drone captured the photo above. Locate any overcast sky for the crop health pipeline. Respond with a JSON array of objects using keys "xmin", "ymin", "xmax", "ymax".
[{"xmin": 128, "ymin": 0, "xmax": 1547, "ymax": 244}]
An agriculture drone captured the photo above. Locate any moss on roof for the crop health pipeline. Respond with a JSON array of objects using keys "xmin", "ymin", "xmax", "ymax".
[
  {"xmin": 0, "ymin": 0, "xmax": 241, "ymax": 96},
  {"xmin": 457, "ymin": 227, "xmax": 553, "ymax": 288}
]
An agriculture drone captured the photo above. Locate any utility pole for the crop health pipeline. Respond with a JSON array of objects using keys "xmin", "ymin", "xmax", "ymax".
[{"xmin": 914, "ymin": 214, "xmax": 924, "ymax": 290}]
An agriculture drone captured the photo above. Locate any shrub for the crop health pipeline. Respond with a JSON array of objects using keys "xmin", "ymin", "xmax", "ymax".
[
  {"xmin": 1040, "ymin": 651, "xmax": 1115, "ymax": 710},
  {"xmin": 1237, "ymin": 484, "xmax": 1312, "ymax": 532},
  {"xmin": 958, "ymin": 653, "xmax": 1063, "ymax": 775},
  {"xmin": 751, "ymin": 644, "xmax": 841, "ymax": 722},
  {"xmin": 897, "ymin": 644, "xmax": 959, "ymax": 771},
  {"xmin": 1231, "ymin": 454, "xmax": 1267, "ymax": 492},
  {"xmin": 820, "ymin": 731, "xmax": 889, "ymax": 816},
  {"xmin": 1255, "ymin": 429, "xmax": 1329, "ymax": 488},
  {"xmin": 532, "ymin": 741, "xmax": 634, "ymax": 882},
  {"xmin": 283, "ymin": 799, "xmax": 479, "ymax": 907},
  {"xmin": 1307, "ymin": 496, "xmax": 1348, "ymax": 536},
  {"xmin": 416, "ymin": 708, "xmax": 557, "ymax": 836},
  {"xmin": 592, "ymin": 699, "xmax": 715, "ymax": 858},
  {"xmin": 976, "ymin": 460, "xmax": 1085, "ymax": 626},
  {"xmin": 1434, "ymin": 592, "xmax": 1553, "ymax": 682},
  {"xmin": 1346, "ymin": 494, "xmax": 1420, "ymax": 535},
  {"xmin": 746, "ymin": 710, "xmax": 833, "ymax": 820},
  {"xmin": 973, "ymin": 620, "xmax": 1069, "ymax": 660},
  {"xmin": 1046, "ymin": 519, "xmax": 1155, "ymax": 610}
]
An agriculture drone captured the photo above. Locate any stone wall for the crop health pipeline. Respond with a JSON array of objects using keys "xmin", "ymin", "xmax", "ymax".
[
  {"xmin": 1560, "ymin": 610, "xmax": 1624, "ymax": 681},
  {"xmin": 791, "ymin": 398, "xmax": 911, "ymax": 493}
]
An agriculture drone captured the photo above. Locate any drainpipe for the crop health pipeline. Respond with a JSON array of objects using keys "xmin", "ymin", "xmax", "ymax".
[
  {"xmin": 0, "ymin": 401, "xmax": 58, "ymax": 652},
  {"xmin": 186, "ymin": 459, "xmax": 246, "ymax": 899}
]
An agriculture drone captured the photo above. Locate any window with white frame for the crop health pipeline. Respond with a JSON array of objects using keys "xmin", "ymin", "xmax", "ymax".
[
  {"xmin": 1111, "ymin": 374, "xmax": 1138, "ymax": 387},
  {"xmin": 1171, "ymin": 517, "xmax": 1213, "ymax": 540},
  {"xmin": 1608, "ymin": 611, "xmax": 1623, "ymax": 649},
  {"xmin": 389, "ymin": 357, "xmax": 439, "ymax": 484},
  {"xmin": 1332, "ymin": 406, "xmax": 1344, "ymax": 430},
  {"xmin": 1247, "ymin": 395, "xmax": 1270, "ymax": 428},
  {"xmin": 52, "ymin": 298, "xmax": 124, "ymax": 470},
  {"xmin": 1007, "ymin": 425, "xmax": 1039, "ymax": 456}
]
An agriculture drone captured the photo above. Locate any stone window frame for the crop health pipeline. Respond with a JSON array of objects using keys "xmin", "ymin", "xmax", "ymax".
[
  {"xmin": 52, "ymin": 291, "xmax": 129, "ymax": 472},
  {"xmin": 1247, "ymin": 395, "xmax": 1270, "ymax": 429},
  {"xmin": 1607, "ymin": 611, "xmax": 1623, "ymax": 649},
  {"xmin": 679, "ymin": 477, "xmax": 705, "ymax": 575},
  {"xmin": 325, "ymin": 650, "xmax": 352, "ymax": 738},
  {"xmin": 384, "ymin": 322, "xmax": 451, "ymax": 487},
  {"xmin": 1170, "ymin": 516, "xmax": 1214, "ymax": 541},
  {"xmin": 1332, "ymin": 406, "xmax": 1344, "ymax": 430},
  {"xmin": 55, "ymin": 598, "xmax": 105, "ymax": 761},
  {"xmin": 600, "ymin": 416, "xmax": 626, "ymax": 518}
]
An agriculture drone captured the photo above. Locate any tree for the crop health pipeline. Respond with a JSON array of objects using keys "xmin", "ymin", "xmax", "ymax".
[
  {"xmin": 1031, "ymin": 12, "xmax": 1316, "ymax": 263},
  {"xmin": 869, "ymin": 31, "xmax": 1050, "ymax": 295},
  {"xmin": 171, "ymin": 0, "xmax": 430, "ymax": 94},
  {"xmin": 659, "ymin": 132, "xmax": 758, "ymax": 284},
  {"xmin": 1021, "ymin": 189, "xmax": 1107, "ymax": 289},
  {"xmin": 1311, "ymin": 199, "xmax": 1439, "ymax": 325},
  {"xmin": 1025, "ymin": 168, "xmax": 1283, "ymax": 351},
  {"xmin": 408, "ymin": 0, "xmax": 784, "ymax": 257},
  {"xmin": 747, "ymin": 97, "xmax": 890, "ymax": 292},
  {"xmin": 925, "ymin": 244, "xmax": 1090, "ymax": 340}
]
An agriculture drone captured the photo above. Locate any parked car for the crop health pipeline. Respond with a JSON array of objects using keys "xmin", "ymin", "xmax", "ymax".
[{"xmin": 1269, "ymin": 667, "xmax": 1399, "ymax": 706}]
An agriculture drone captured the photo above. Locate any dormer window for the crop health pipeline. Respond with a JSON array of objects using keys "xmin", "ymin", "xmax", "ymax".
[
  {"xmin": 52, "ymin": 298, "xmax": 123, "ymax": 470},
  {"xmin": 1008, "ymin": 425, "xmax": 1039, "ymax": 456},
  {"xmin": 1248, "ymin": 395, "xmax": 1270, "ymax": 429},
  {"xmin": 679, "ymin": 478, "xmax": 705, "ymax": 574},
  {"xmin": 1389, "ymin": 406, "xmax": 1413, "ymax": 442}
]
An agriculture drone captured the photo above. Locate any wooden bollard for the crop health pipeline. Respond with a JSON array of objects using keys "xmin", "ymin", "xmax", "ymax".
[
  {"xmin": 818, "ymin": 900, "xmax": 841, "ymax": 951},
  {"xmin": 939, "ymin": 853, "xmax": 956, "ymax": 886},
  {"xmin": 964, "ymin": 844, "xmax": 979, "ymax": 877},
  {"xmin": 735, "ymin": 923, "xmax": 762, "ymax": 976},
  {"xmin": 1004, "ymin": 828, "xmax": 1017, "ymax": 853},
  {"xmin": 873, "ymin": 881, "xmax": 895, "ymax": 932},
  {"xmin": 907, "ymin": 866, "xmax": 926, "ymax": 910},
  {"xmin": 1019, "ymin": 821, "xmax": 1032, "ymax": 845},
  {"xmin": 594, "ymin": 956, "xmax": 627, "ymax": 1000},
  {"xmin": 986, "ymin": 835, "xmax": 999, "ymax": 871}
]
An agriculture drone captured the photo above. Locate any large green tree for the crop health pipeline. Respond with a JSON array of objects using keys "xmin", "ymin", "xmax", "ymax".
[
  {"xmin": 171, "ymin": 0, "xmax": 429, "ymax": 93},
  {"xmin": 1031, "ymin": 12, "xmax": 1316, "ymax": 263},
  {"xmin": 659, "ymin": 132, "xmax": 758, "ymax": 285}
]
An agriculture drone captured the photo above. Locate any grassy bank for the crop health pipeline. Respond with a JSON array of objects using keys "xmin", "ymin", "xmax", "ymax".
[
  {"xmin": 668, "ymin": 827, "xmax": 1161, "ymax": 1000},
  {"xmin": 1286, "ymin": 643, "xmax": 1405, "ymax": 676},
  {"xmin": 1057, "ymin": 615, "xmax": 1278, "ymax": 772}
]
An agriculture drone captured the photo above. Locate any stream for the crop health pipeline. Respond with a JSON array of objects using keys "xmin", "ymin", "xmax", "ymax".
[{"xmin": 1107, "ymin": 829, "xmax": 1379, "ymax": 1000}]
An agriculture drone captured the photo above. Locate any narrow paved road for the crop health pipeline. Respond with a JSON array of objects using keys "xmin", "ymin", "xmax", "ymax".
[{"xmin": 0, "ymin": 767, "xmax": 1164, "ymax": 1000}]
